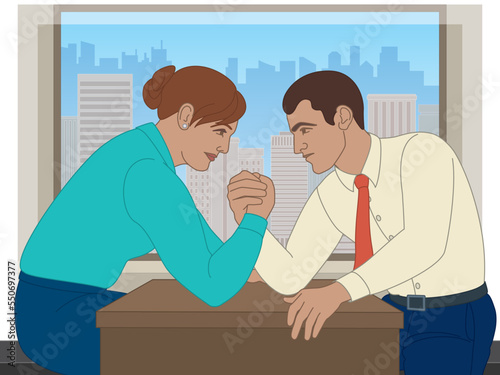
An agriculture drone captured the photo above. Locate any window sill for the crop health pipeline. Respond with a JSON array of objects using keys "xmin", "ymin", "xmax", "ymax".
[{"xmin": 122, "ymin": 254, "xmax": 354, "ymax": 278}]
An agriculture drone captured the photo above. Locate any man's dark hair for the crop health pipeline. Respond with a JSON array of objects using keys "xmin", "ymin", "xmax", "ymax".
[{"xmin": 282, "ymin": 71, "xmax": 365, "ymax": 130}]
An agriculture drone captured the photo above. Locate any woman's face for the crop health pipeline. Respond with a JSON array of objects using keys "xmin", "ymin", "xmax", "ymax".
[{"xmin": 183, "ymin": 120, "xmax": 238, "ymax": 171}]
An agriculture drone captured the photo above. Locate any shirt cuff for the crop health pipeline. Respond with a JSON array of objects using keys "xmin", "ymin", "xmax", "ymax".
[
  {"xmin": 336, "ymin": 271, "xmax": 371, "ymax": 302},
  {"xmin": 239, "ymin": 213, "xmax": 268, "ymax": 237}
]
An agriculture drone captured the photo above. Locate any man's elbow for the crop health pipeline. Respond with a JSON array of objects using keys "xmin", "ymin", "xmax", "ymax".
[{"xmin": 265, "ymin": 271, "xmax": 310, "ymax": 296}]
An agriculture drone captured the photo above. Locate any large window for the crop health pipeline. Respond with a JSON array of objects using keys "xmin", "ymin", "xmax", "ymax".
[{"xmin": 58, "ymin": 8, "xmax": 442, "ymax": 265}]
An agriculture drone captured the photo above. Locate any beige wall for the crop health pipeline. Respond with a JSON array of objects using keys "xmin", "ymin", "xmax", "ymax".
[
  {"xmin": 447, "ymin": 6, "xmax": 482, "ymax": 218},
  {"xmin": 18, "ymin": 6, "xmax": 55, "ymax": 260}
]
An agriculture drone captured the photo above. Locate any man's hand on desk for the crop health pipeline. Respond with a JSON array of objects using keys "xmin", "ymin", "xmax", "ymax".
[{"xmin": 284, "ymin": 282, "xmax": 351, "ymax": 340}]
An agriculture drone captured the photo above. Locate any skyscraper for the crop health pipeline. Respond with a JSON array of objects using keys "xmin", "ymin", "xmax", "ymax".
[
  {"xmin": 62, "ymin": 43, "xmax": 77, "ymax": 65},
  {"xmin": 299, "ymin": 57, "xmax": 316, "ymax": 78},
  {"xmin": 328, "ymin": 51, "xmax": 341, "ymax": 70},
  {"xmin": 239, "ymin": 148, "xmax": 264, "ymax": 175},
  {"xmin": 367, "ymin": 94, "xmax": 417, "ymax": 137},
  {"xmin": 350, "ymin": 46, "xmax": 360, "ymax": 67},
  {"xmin": 226, "ymin": 58, "xmax": 239, "ymax": 84},
  {"xmin": 79, "ymin": 42, "xmax": 95, "ymax": 68},
  {"xmin": 210, "ymin": 138, "xmax": 240, "ymax": 240},
  {"xmin": 279, "ymin": 61, "xmax": 296, "ymax": 82},
  {"xmin": 77, "ymin": 74, "xmax": 133, "ymax": 165},
  {"xmin": 270, "ymin": 132, "xmax": 309, "ymax": 246},
  {"xmin": 61, "ymin": 116, "xmax": 78, "ymax": 188},
  {"xmin": 186, "ymin": 167, "xmax": 212, "ymax": 225},
  {"xmin": 151, "ymin": 40, "xmax": 168, "ymax": 68},
  {"xmin": 121, "ymin": 50, "xmax": 138, "ymax": 70},
  {"xmin": 418, "ymin": 104, "xmax": 439, "ymax": 135}
]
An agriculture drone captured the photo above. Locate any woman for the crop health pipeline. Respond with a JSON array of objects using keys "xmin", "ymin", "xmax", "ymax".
[{"xmin": 15, "ymin": 65, "xmax": 274, "ymax": 374}]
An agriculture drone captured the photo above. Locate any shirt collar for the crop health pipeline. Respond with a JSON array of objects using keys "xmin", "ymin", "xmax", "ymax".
[
  {"xmin": 137, "ymin": 122, "xmax": 176, "ymax": 172},
  {"xmin": 335, "ymin": 133, "xmax": 381, "ymax": 192}
]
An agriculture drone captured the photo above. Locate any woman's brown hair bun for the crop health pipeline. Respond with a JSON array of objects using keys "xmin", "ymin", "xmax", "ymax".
[
  {"xmin": 143, "ymin": 65, "xmax": 246, "ymax": 126},
  {"xmin": 143, "ymin": 65, "xmax": 176, "ymax": 110}
]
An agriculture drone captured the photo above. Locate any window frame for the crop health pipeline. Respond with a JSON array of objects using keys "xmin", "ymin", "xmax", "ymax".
[{"xmin": 21, "ymin": 3, "xmax": 481, "ymax": 278}]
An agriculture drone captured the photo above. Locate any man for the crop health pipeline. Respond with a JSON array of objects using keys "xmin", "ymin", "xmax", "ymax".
[{"xmin": 227, "ymin": 71, "xmax": 496, "ymax": 374}]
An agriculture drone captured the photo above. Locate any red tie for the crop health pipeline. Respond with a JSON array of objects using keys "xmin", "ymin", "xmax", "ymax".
[{"xmin": 354, "ymin": 174, "xmax": 373, "ymax": 269}]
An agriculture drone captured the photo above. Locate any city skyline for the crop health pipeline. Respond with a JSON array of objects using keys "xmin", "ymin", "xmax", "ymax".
[
  {"xmin": 61, "ymin": 22, "xmax": 440, "ymax": 85},
  {"xmin": 62, "ymin": 39, "xmax": 439, "ymax": 179}
]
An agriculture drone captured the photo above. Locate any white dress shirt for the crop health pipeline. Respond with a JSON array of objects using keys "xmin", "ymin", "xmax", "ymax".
[{"xmin": 255, "ymin": 132, "xmax": 485, "ymax": 302}]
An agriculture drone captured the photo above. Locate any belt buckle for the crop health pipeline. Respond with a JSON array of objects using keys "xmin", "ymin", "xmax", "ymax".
[{"xmin": 407, "ymin": 295, "xmax": 426, "ymax": 311}]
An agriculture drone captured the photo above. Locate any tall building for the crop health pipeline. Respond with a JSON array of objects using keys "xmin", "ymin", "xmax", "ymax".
[
  {"xmin": 299, "ymin": 57, "xmax": 316, "ymax": 78},
  {"xmin": 61, "ymin": 117, "xmax": 79, "ymax": 188},
  {"xmin": 279, "ymin": 61, "xmax": 296, "ymax": 82},
  {"xmin": 151, "ymin": 40, "xmax": 168, "ymax": 68},
  {"xmin": 246, "ymin": 61, "xmax": 276, "ymax": 84},
  {"xmin": 367, "ymin": 94, "xmax": 417, "ymax": 137},
  {"xmin": 62, "ymin": 43, "xmax": 77, "ymax": 65},
  {"xmin": 121, "ymin": 50, "xmax": 138, "ymax": 70},
  {"xmin": 350, "ymin": 46, "xmax": 360, "ymax": 67},
  {"xmin": 328, "ymin": 51, "xmax": 341, "ymax": 70},
  {"xmin": 418, "ymin": 104, "xmax": 439, "ymax": 135},
  {"xmin": 210, "ymin": 138, "xmax": 241, "ymax": 241},
  {"xmin": 186, "ymin": 167, "xmax": 212, "ymax": 225},
  {"xmin": 79, "ymin": 42, "xmax": 95, "ymax": 68},
  {"xmin": 186, "ymin": 139, "xmax": 265, "ymax": 242},
  {"xmin": 226, "ymin": 58, "xmax": 239, "ymax": 84},
  {"xmin": 377, "ymin": 46, "xmax": 425, "ymax": 88},
  {"xmin": 270, "ymin": 132, "xmax": 309, "ymax": 246},
  {"xmin": 239, "ymin": 148, "xmax": 264, "ymax": 175},
  {"xmin": 77, "ymin": 74, "xmax": 133, "ymax": 165}
]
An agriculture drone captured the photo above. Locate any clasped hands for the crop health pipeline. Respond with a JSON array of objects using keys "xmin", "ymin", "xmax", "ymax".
[
  {"xmin": 227, "ymin": 171, "xmax": 351, "ymax": 340},
  {"xmin": 227, "ymin": 170, "xmax": 275, "ymax": 224}
]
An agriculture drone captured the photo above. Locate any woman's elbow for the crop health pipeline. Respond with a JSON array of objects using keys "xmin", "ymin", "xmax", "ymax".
[
  {"xmin": 198, "ymin": 290, "xmax": 234, "ymax": 307},
  {"xmin": 203, "ymin": 296, "xmax": 227, "ymax": 307}
]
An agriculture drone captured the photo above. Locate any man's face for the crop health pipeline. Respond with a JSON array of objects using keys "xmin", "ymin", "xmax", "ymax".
[{"xmin": 287, "ymin": 99, "xmax": 346, "ymax": 174}]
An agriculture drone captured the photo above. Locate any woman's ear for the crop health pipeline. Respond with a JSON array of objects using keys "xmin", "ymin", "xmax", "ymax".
[
  {"xmin": 177, "ymin": 103, "xmax": 194, "ymax": 130},
  {"xmin": 336, "ymin": 105, "xmax": 353, "ymax": 131}
]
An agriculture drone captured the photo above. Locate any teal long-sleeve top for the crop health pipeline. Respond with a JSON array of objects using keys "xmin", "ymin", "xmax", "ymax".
[{"xmin": 20, "ymin": 122, "xmax": 267, "ymax": 307}]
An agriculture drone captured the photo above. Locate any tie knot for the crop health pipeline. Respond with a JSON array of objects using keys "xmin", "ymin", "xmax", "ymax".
[{"xmin": 355, "ymin": 174, "xmax": 369, "ymax": 190}]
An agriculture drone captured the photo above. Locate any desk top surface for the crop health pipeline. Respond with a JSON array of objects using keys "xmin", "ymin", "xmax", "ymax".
[{"xmin": 97, "ymin": 280, "xmax": 403, "ymax": 329}]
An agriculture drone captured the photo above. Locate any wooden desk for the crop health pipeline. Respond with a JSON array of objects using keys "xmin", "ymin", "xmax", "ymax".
[{"xmin": 97, "ymin": 280, "xmax": 403, "ymax": 375}]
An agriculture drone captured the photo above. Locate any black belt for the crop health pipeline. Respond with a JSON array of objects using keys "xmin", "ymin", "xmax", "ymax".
[{"xmin": 389, "ymin": 282, "xmax": 488, "ymax": 311}]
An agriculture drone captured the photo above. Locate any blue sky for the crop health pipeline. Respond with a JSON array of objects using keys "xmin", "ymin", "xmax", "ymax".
[
  {"xmin": 61, "ymin": 12, "xmax": 440, "ymax": 85},
  {"xmin": 61, "ymin": 11, "xmax": 440, "ymax": 25}
]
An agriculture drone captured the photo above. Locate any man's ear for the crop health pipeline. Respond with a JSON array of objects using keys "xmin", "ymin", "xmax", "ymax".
[
  {"xmin": 177, "ymin": 103, "xmax": 194, "ymax": 130},
  {"xmin": 335, "ymin": 105, "xmax": 353, "ymax": 131}
]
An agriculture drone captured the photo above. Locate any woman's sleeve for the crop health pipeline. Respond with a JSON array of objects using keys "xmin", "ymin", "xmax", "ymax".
[
  {"xmin": 196, "ymin": 212, "xmax": 223, "ymax": 255},
  {"xmin": 123, "ymin": 159, "xmax": 267, "ymax": 306}
]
